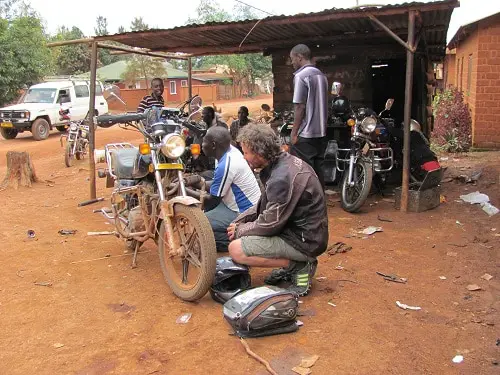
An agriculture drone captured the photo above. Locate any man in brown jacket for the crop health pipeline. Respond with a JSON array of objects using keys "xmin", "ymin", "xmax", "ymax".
[{"xmin": 227, "ymin": 124, "xmax": 328, "ymax": 296}]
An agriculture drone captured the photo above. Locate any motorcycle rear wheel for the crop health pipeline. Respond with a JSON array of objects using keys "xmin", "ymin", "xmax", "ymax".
[
  {"xmin": 64, "ymin": 142, "xmax": 74, "ymax": 167},
  {"xmin": 158, "ymin": 205, "xmax": 216, "ymax": 301},
  {"xmin": 341, "ymin": 159, "xmax": 373, "ymax": 213}
]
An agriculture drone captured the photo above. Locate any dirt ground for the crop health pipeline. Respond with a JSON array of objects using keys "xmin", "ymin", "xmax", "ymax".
[{"xmin": 0, "ymin": 97, "xmax": 499, "ymax": 375}]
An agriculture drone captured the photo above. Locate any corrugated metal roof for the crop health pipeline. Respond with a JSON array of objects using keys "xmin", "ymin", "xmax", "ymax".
[{"xmin": 95, "ymin": 0, "xmax": 458, "ymax": 58}]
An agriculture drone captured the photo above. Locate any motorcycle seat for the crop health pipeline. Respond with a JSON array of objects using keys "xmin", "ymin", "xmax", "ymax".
[{"xmin": 110, "ymin": 148, "xmax": 139, "ymax": 179}]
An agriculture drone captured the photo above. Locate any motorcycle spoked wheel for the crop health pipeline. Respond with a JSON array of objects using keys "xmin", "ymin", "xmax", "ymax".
[
  {"xmin": 340, "ymin": 158, "xmax": 373, "ymax": 213},
  {"xmin": 158, "ymin": 205, "xmax": 216, "ymax": 301},
  {"xmin": 75, "ymin": 142, "xmax": 88, "ymax": 160},
  {"xmin": 64, "ymin": 142, "xmax": 74, "ymax": 167}
]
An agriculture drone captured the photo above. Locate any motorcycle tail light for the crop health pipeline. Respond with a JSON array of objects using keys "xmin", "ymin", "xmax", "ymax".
[
  {"xmin": 139, "ymin": 143, "xmax": 151, "ymax": 155},
  {"xmin": 190, "ymin": 143, "xmax": 201, "ymax": 156},
  {"xmin": 347, "ymin": 118, "xmax": 355, "ymax": 127}
]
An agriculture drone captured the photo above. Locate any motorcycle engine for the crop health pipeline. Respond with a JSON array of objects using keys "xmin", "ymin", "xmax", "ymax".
[{"xmin": 128, "ymin": 206, "xmax": 145, "ymax": 233}]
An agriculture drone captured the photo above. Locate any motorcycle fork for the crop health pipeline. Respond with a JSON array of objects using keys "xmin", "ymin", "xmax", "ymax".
[{"xmin": 347, "ymin": 149, "xmax": 358, "ymax": 186}]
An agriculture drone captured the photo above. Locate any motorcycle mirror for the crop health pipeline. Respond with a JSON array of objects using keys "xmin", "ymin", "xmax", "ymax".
[
  {"xmin": 331, "ymin": 82, "xmax": 342, "ymax": 96},
  {"xmin": 104, "ymin": 84, "xmax": 126, "ymax": 106},
  {"xmin": 187, "ymin": 108, "xmax": 202, "ymax": 123},
  {"xmin": 385, "ymin": 98, "xmax": 394, "ymax": 111},
  {"xmin": 189, "ymin": 96, "xmax": 202, "ymax": 112}
]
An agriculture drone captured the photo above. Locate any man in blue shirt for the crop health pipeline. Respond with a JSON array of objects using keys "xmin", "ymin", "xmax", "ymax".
[{"xmin": 202, "ymin": 126, "xmax": 261, "ymax": 252}]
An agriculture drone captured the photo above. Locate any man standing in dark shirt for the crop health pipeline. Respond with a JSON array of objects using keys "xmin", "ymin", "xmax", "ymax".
[
  {"xmin": 229, "ymin": 106, "xmax": 250, "ymax": 150},
  {"xmin": 137, "ymin": 78, "xmax": 164, "ymax": 113},
  {"xmin": 202, "ymin": 106, "xmax": 228, "ymax": 129}
]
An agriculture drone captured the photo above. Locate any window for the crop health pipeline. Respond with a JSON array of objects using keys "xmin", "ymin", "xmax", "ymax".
[
  {"xmin": 169, "ymin": 81, "xmax": 177, "ymax": 94},
  {"xmin": 181, "ymin": 80, "xmax": 188, "ymax": 87},
  {"xmin": 467, "ymin": 54, "xmax": 473, "ymax": 96},
  {"xmin": 74, "ymin": 85, "xmax": 89, "ymax": 98},
  {"xmin": 95, "ymin": 84, "xmax": 103, "ymax": 95},
  {"xmin": 459, "ymin": 57, "xmax": 464, "ymax": 91}
]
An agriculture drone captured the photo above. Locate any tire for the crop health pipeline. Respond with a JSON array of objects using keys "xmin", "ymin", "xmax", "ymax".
[
  {"xmin": 0, "ymin": 127, "xmax": 18, "ymax": 139},
  {"xmin": 56, "ymin": 126, "xmax": 67, "ymax": 132},
  {"xmin": 341, "ymin": 159, "xmax": 373, "ymax": 213},
  {"xmin": 64, "ymin": 142, "xmax": 74, "ymax": 167},
  {"xmin": 32, "ymin": 118, "xmax": 50, "ymax": 141},
  {"xmin": 158, "ymin": 204, "xmax": 217, "ymax": 301}
]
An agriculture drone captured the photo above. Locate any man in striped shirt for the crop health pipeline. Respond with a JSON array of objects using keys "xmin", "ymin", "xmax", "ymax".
[{"xmin": 137, "ymin": 78, "xmax": 164, "ymax": 113}]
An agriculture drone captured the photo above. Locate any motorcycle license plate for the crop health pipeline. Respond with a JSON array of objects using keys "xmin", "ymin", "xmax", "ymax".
[
  {"xmin": 157, "ymin": 163, "xmax": 183, "ymax": 170},
  {"xmin": 362, "ymin": 143, "xmax": 370, "ymax": 155},
  {"xmin": 0, "ymin": 121, "xmax": 13, "ymax": 128}
]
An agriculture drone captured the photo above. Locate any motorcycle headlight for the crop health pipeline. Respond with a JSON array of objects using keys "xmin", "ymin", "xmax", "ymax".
[
  {"xmin": 70, "ymin": 123, "xmax": 78, "ymax": 131},
  {"xmin": 360, "ymin": 116, "xmax": 377, "ymax": 133},
  {"xmin": 161, "ymin": 134, "xmax": 186, "ymax": 159}
]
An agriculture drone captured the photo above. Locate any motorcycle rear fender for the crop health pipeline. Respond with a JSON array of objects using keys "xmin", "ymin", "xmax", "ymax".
[{"xmin": 159, "ymin": 196, "xmax": 202, "ymax": 219}]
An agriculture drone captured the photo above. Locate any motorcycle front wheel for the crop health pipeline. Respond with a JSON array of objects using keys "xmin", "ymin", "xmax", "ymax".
[
  {"xmin": 158, "ymin": 205, "xmax": 216, "ymax": 301},
  {"xmin": 341, "ymin": 159, "xmax": 373, "ymax": 213},
  {"xmin": 64, "ymin": 142, "xmax": 74, "ymax": 167}
]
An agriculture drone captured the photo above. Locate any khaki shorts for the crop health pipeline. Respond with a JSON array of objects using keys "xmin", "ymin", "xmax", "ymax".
[{"xmin": 241, "ymin": 236, "xmax": 311, "ymax": 262}]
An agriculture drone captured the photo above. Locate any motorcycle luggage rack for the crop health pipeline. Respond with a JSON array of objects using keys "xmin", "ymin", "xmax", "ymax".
[
  {"xmin": 104, "ymin": 143, "xmax": 136, "ymax": 179},
  {"xmin": 336, "ymin": 147, "xmax": 393, "ymax": 172}
]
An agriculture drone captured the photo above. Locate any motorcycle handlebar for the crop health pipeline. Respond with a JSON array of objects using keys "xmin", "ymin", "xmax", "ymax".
[
  {"xmin": 183, "ymin": 121, "xmax": 207, "ymax": 137},
  {"xmin": 96, "ymin": 113, "xmax": 146, "ymax": 127}
]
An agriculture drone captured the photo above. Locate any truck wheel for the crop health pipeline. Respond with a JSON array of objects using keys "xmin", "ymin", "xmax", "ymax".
[
  {"xmin": 56, "ymin": 126, "xmax": 67, "ymax": 132},
  {"xmin": 32, "ymin": 118, "xmax": 50, "ymax": 141},
  {"xmin": 0, "ymin": 128, "xmax": 19, "ymax": 140}
]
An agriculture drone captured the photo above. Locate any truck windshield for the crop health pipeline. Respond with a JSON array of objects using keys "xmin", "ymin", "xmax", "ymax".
[{"xmin": 23, "ymin": 88, "xmax": 57, "ymax": 104}]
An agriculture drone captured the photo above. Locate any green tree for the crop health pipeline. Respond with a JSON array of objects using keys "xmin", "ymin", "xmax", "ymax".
[
  {"xmin": 118, "ymin": 25, "xmax": 126, "ymax": 33},
  {"xmin": 0, "ymin": 14, "xmax": 52, "ymax": 106},
  {"xmin": 130, "ymin": 17, "xmax": 149, "ymax": 31},
  {"xmin": 187, "ymin": 0, "xmax": 231, "ymax": 23},
  {"xmin": 94, "ymin": 15, "xmax": 120, "ymax": 66},
  {"xmin": 0, "ymin": 0, "xmax": 19, "ymax": 19},
  {"xmin": 121, "ymin": 57, "xmax": 167, "ymax": 89},
  {"xmin": 51, "ymin": 26, "xmax": 91, "ymax": 75}
]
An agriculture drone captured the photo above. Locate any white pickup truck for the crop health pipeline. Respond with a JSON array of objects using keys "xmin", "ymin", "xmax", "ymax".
[{"xmin": 0, "ymin": 80, "xmax": 108, "ymax": 141}]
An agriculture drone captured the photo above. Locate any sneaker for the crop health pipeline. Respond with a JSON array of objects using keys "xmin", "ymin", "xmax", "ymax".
[
  {"xmin": 264, "ymin": 267, "xmax": 293, "ymax": 285},
  {"xmin": 288, "ymin": 260, "xmax": 318, "ymax": 297}
]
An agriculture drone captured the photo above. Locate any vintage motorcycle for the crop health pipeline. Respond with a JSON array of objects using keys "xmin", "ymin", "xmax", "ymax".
[
  {"xmin": 60, "ymin": 119, "xmax": 90, "ymax": 167},
  {"xmin": 94, "ymin": 106, "xmax": 216, "ymax": 302}
]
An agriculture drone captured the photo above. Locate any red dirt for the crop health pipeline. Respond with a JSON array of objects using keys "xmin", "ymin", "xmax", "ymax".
[{"xmin": 0, "ymin": 101, "xmax": 498, "ymax": 374}]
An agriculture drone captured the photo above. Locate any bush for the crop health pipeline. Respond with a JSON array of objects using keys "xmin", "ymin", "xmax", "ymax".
[{"xmin": 432, "ymin": 86, "xmax": 472, "ymax": 153}]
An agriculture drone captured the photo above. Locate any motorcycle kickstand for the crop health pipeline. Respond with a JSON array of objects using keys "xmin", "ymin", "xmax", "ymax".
[{"xmin": 131, "ymin": 241, "xmax": 140, "ymax": 269}]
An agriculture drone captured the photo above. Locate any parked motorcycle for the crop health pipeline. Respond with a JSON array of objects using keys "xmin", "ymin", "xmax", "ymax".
[
  {"xmin": 60, "ymin": 119, "xmax": 89, "ymax": 167},
  {"xmin": 94, "ymin": 106, "xmax": 216, "ymax": 302}
]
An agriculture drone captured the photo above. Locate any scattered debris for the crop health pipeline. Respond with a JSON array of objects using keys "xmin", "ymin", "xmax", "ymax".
[
  {"xmin": 441, "ymin": 177, "xmax": 454, "ymax": 183},
  {"xmin": 70, "ymin": 250, "xmax": 151, "ymax": 264},
  {"xmin": 296, "ymin": 320, "xmax": 304, "ymax": 327},
  {"xmin": 482, "ymin": 202, "xmax": 499, "ymax": 217},
  {"xmin": 53, "ymin": 343, "xmax": 65, "ymax": 349},
  {"xmin": 452, "ymin": 355, "xmax": 464, "ymax": 364},
  {"xmin": 27, "ymin": 229, "xmax": 36, "ymax": 238},
  {"xmin": 481, "ymin": 273, "xmax": 493, "ymax": 281},
  {"xmin": 324, "ymin": 190, "xmax": 337, "ymax": 196},
  {"xmin": 107, "ymin": 303, "xmax": 136, "ymax": 313},
  {"xmin": 292, "ymin": 366, "xmax": 312, "ymax": 375},
  {"xmin": 87, "ymin": 231, "xmax": 117, "ymax": 236},
  {"xmin": 335, "ymin": 262, "xmax": 344, "ymax": 271},
  {"xmin": 58, "ymin": 229, "xmax": 77, "ymax": 235},
  {"xmin": 176, "ymin": 313, "xmax": 192, "ymax": 324},
  {"xmin": 466, "ymin": 284, "xmax": 482, "ymax": 291},
  {"xmin": 455, "ymin": 220, "xmax": 464, "ymax": 226},
  {"xmin": 395, "ymin": 301, "xmax": 421, "ymax": 311},
  {"xmin": 300, "ymin": 355, "xmax": 320, "ymax": 368},
  {"xmin": 460, "ymin": 191, "xmax": 490, "ymax": 204},
  {"xmin": 327, "ymin": 302, "xmax": 337, "ymax": 307},
  {"xmin": 78, "ymin": 197, "xmax": 105, "ymax": 207},
  {"xmin": 439, "ymin": 276, "xmax": 447, "ymax": 280},
  {"xmin": 449, "ymin": 243, "xmax": 467, "ymax": 248},
  {"xmin": 377, "ymin": 215, "xmax": 393, "ymax": 222},
  {"xmin": 446, "ymin": 252, "xmax": 458, "ymax": 257},
  {"xmin": 376, "ymin": 272, "xmax": 407, "ymax": 284},
  {"xmin": 440, "ymin": 195, "xmax": 447, "ymax": 203},
  {"xmin": 34, "ymin": 281, "xmax": 52, "ymax": 287},
  {"xmin": 16, "ymin": 269, "xmax": 25, "ymax": 278},
  {"xmin": 327, "ymin": 242, "xmax": 352, "ymax": 255},
  {"xmin": 360, "ymin": 226, "xmax": 383, "ymax": 235},
  {"xmin": 240, "ymin": 338, "xmax": 278, "ymax": 375},
  {"xmin": 455, "ymin": 170, "xmax": 482, "ymax": 184},
  {"xmin": 479, "ymin": 243, "xmax": 494, "ymax": 249},
  {"xmin": 315, "ymin": 277, "xmax": 327, "ymax": 282}
]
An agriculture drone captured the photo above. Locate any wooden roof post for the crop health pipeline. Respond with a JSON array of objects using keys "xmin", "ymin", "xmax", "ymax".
[
  {"xmin": 88, "ymin": 41, "xmax": 98, "ymax": 200},
  {"xmin": 188, "ymin": 57, "xmax": 193, "ymax": 112},
  {"xmin": 401, "ymin": 10, "xmax": 416, "ymax": 212}
]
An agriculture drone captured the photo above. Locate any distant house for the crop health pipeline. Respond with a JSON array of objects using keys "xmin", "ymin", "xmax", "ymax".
[
  {"xmin": 79, "ymin": 60, "xmax": 233, "ymax": 104},
  {"xmin": 445, "ymin": 12, "xmax": 500, "ymax": 149}
]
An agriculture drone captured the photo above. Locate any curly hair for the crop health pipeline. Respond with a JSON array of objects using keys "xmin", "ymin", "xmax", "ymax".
[{"xmin": 237, "ymin": 123, "xmax": 281, "ymax": 162}]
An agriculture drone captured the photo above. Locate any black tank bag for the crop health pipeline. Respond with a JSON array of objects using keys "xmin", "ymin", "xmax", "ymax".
[{"xmin": 223, "ymin": 286, "xmax": 299, "ymax": 338}]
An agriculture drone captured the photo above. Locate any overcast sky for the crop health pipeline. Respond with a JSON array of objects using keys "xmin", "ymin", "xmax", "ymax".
[{"xmin": 28, "ymin": 0, "xmax": 500, "ymax": 43}]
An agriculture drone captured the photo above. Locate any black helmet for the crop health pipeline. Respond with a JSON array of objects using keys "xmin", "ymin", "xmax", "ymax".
[
  {"xmin": 331, "ymin": 95, "xmax": 351, "ymax": 115},
  {"xmin": 210, "ymin": 257, "xmax": 251, "ymax": 304}
]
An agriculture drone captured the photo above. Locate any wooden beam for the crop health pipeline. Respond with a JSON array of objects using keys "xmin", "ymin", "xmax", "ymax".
[
  {"xmin": 47, "ymin": 38, "xmax": 94, "ymax": 47},
  {"xmin": 367, "ymin": 13, "xmax": 415, "ymax": 53},
  {"xmin": 97, "ymin": 43, "xmax": 189, "ymax": 60},
  {"xmin": 88, "ymin": 41, "xmax": 98, "ymax": 200}
]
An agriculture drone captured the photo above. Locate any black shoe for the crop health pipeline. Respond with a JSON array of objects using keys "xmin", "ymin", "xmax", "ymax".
[
  {"xmin": 288, "ymin": 260, "xmax": 318, "ymax": 297},
  {"xmin": 264, "ymin": 267, "xmax": 293, "ymax": 285}
]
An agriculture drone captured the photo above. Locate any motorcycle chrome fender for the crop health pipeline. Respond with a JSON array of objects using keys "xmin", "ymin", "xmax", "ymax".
[{"xmin": 159, "ymin": 197, "xmax": 202, "ymax": 256}]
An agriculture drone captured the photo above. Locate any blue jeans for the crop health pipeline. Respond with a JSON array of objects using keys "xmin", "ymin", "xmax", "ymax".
[{"xmin": 205, "ymin": 202, "xmax": 238, "ymax": 252}]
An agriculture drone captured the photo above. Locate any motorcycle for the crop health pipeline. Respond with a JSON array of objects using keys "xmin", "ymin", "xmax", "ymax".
[
  {"xmin": 94, "ymin": 105, "xmax": 216, "ymax": 302},
  {"xmin": 60, "ymin": 119, "xmax": 89, "ymax": 167}
]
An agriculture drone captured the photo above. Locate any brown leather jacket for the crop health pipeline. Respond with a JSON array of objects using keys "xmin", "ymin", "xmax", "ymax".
[{"xmin": 234, "ymin": 152, "xmax": 328, "ymax": 258}]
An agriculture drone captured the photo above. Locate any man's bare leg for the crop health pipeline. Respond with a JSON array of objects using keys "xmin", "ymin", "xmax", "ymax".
[{"xmin": 228, "ymin": 239, "xmax": 290, "ymax": 268}]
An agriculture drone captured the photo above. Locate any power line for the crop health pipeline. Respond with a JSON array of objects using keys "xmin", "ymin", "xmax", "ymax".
[{"xmin": 234, "ymin": 0, "xmax": 275, "ymax": 17}]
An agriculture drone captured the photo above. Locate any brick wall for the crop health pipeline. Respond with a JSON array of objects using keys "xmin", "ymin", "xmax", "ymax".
[{"xmin": 474, "ymin": 14, "xmax": 500, "ymax": 149}]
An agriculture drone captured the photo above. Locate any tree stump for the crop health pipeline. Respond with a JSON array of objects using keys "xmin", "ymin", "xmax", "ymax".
[{"xmin": 0, "ymin": 151, "xmax": 39, "ymax": 190}]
